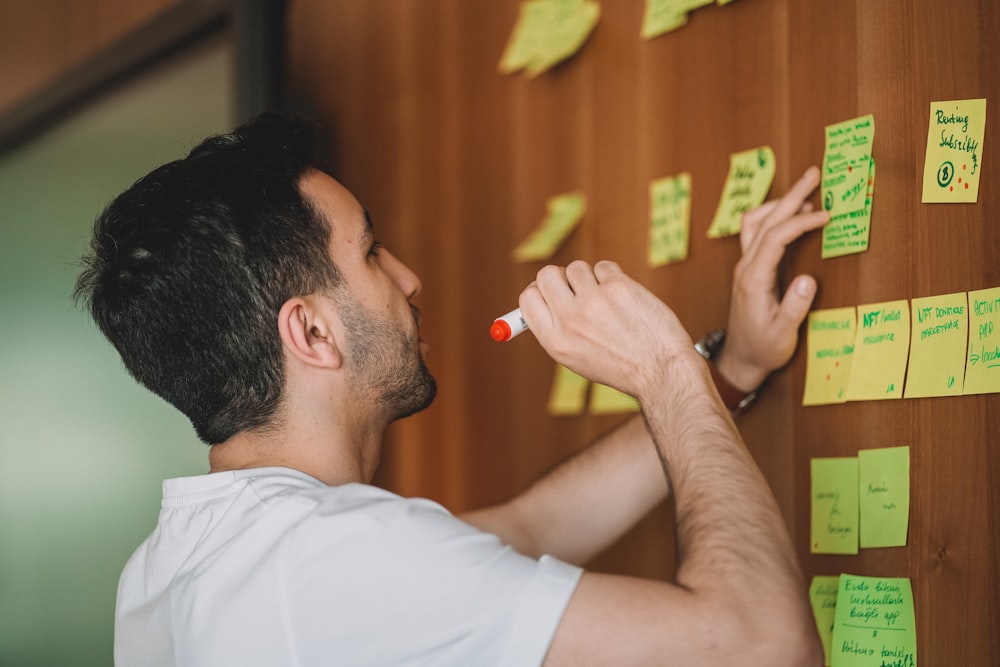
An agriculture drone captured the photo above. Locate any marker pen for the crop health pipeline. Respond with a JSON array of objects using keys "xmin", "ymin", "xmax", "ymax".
[{"xmin": 490, "ymin": 308, "xmax": 528, "ymax": 342}]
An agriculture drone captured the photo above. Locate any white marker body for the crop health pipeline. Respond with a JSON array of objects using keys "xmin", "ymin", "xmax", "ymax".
[{"xmin": 492, "ymin": 308, "xmax": 529, "ymax": 341}]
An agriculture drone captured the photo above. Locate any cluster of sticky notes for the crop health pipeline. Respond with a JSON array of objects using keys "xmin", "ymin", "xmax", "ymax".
[
  {"xmin": 811, "ymin": 447, "xmax": 910, "ymax": 554},
  {"xmin": 921, "ymin": 98, "xmax": 987, "ymax": 203},
  {"xmin": 707, "ymin": 145, "xmax": 776, "ymax": 238},
  {"xmin": 821, "ymin": 114, "xmax": 876, "ymax": 259},
  {"xmin": 809, "ymin": 574, "xmax": 917, "ymax": 667},
  {"xmin": 803, "ymin": 286, "xmax": 1000, "ymax": 406},
  {"xmin": 498, "ymin": 0, "xmax": 601, "ymax": 77},
  {"xmin": 547, "ymin": 364, "xmax": 640, "ymax": 415},
  {"xmin": 641, "ymin": 0, "xmax": 737, "ymax": 39},
  {"xmin": 511, "ymin": 191, "xmax": 587, "ymax": 262},
  {"xmin": 648, "ymin": 172, "xmax": 691, "ymax": 267}
]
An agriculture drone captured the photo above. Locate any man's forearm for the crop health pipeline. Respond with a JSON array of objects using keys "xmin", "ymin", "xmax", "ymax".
[
  {"xmin": 640, "ymin": 352, "xmax": 810, "ymax": 628},
  {"xmin": 461, "ymin": 415, "xmax": 669, "ymax": 565}
]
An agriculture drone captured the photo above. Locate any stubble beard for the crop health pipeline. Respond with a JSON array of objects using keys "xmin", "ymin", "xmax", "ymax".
[{"xmin": 338, "ymin": 293, "xmax": 437, "ymax": 423}]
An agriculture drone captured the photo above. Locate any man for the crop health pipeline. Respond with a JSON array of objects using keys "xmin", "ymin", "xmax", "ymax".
[{"xmin": 77, "ymin": 113, "xmax": 828, "ymax": 666}]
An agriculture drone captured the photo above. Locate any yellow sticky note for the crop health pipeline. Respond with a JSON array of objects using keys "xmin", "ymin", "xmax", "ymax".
[
  {"xmin": 512, "ymin": 191, "xmax": 586, "ymax": 262},
  {"xmin": 810, "ymin": 457, "xmax": 859, "ymax": 555},
  {"xmin": 641, "ymin": 0, "xmax": 688, "ymax": 38},
  {"xmin": 809, "ymin": 576, "xmax": 840, "ymax": 666},
  {"xmin": 830, "ymin": 575, "xmax": 917, "ymax": 667},
  {"xmin": 904, "ymin": 292, "xmax": 968, "ymax": 398},
  {"xmin": 648, "ymin": 172, "xmax": 691, "ymax": 267},
  {"xmin": 921, "ymin": 98, "xmax": 987, "ymax": 203},
  {"xmin": 964, "ymin": 285, "xmax": 1000, "ymax": 395},
  {"xmin": 588, "ymin": 383, "xmax": 640, "ymax": 414},
  {"xmin": 498, "ymin": 1, "xmax": 546, "ymax": 74},
  {"xmin": 822, "ymin": 158, "xmax": 874, "ymax": 259},
  {"xmin": 547, "ymin": 364, "xmax": 589, "ymax": 415},
  {"xmin": 845, "ymin": 300, "xmax": 910, "ymax": 401},
  {"xmin": 525, "ymin": 0, "xmax": 600, "ymax": 77},
  {"xmin": 803, "ymin": 307, "xmax": 857, "ymax": 406},
  {"xmin": 821, "ymin": 114, "xmax": 874, "ymax": 218},
  {"xmin": 858, "ymin": 446, "xmax": 910, "ymax": 549},
  {"xmin": 707, "ymin": 146, "xmax": 776, "ymax": 238}
]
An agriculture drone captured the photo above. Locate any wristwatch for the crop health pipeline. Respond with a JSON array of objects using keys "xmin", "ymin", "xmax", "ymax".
[{"xmin": 694, "ymin": 329, "xmax": 759, "ymax": 415}]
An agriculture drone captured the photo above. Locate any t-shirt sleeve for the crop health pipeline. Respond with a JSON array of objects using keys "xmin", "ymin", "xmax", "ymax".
[{"xmin": 281, "ymin": 493, "xmax": 582, "ymax": 666}]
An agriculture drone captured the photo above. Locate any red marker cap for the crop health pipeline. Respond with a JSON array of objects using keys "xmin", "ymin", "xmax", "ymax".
[{"xmin": 490, "ymin": 320, "xmax": 512, "ymax": 342}]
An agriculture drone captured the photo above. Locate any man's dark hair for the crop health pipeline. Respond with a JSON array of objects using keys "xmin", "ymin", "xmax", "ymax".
[{"xmin": 75, "ymin": 113, "xmax": 340, "ymax": 444}]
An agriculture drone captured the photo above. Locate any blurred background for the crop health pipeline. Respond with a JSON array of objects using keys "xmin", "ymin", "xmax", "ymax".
[{"xmin": 0, "ymin": 1, "xmax": 996, "ymax": 665}]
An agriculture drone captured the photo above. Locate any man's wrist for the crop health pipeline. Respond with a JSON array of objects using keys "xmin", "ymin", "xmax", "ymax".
[{"xmin": 694, "ymin": 329, "xmax": 762, "ymax": 415}]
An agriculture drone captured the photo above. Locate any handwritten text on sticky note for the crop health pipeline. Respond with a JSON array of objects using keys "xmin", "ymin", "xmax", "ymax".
[
  {"xmin": 904, "ymin": 292, "xmax": 968, "ymax": 398},
  {"xmin": 858, "ymin": 446, "xmax": 910, "ymax": 549},
  {"xmin": 811, "ymin": 457, "xmax": 859, "ymax": 555},
  {"xmin": 922, "ymin": 98, "xmax": 987, "ymax": 203},
  {"xmin": 804, "ymin": 307, "xmax": 857, "ymax": 406},
  {"xmin": 845, "ymin": 300, "xmax": 910, "ymax": 401}
]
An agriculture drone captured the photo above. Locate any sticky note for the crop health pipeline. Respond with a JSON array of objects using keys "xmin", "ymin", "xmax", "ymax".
[
  {"xmin": 810, "ymin": 457, "xmax": 859, "ymax": 555},
  {"xmin": 904, "ymin": 292, "xmax": 968, "ymax": 398},
  {"xmin": 803, "ymin": 307, "xmax": 857, "ymax": 406},
  {"xmin": 641, "ymin": 0, "xmax": 688, "ymax": 38},
  {"xmin": 589, "ymin": 383, "xmax": 640, "ymax": 414},
  {"xmin": 526, "ymin": 0, "xmax": 601, "ymax": 77},
  {"xmin": 830, "ymin": 574, "xmax": 917, "ymax": 667},
  {"xmin": 821, "ymin": 114, "xmax": 875, "ymax": 218},
  {"xmin": 648, "ymin": 172, "xmax": 691, "ymax": 267},
  {"xmin": 547, "ymin": 364, "xmax": 589, "ymax": 415},
  {"xmin": 809, "ymin": 576, "xmax": 840, "ymax": 666},
  {"xmin": 921, "ymin": 98, "xmax": 987, "ymax": 203},
  {"xmin": 858, "ymin": 446, "xmax": 910, "ymax": 548},
  {"xmin": 845, "ymin": 300, "xmax": 910, "ymax": 401},
  {"xmin": 964, "ymin": 285, "xmax": 1000, "ymax": 395},
  {"xmin": 499, "ymin": 2, "xmax": 546, "ymax": 73},
  {"xmin": 707, "ymin": 146, "xmax": 776, "ymax": 238},
  {"xmin": 512, "ymin": 191, "xmax": 586, "ymax": 262},
  {"xmin": 499, "ymin": 0, "xmax": 600, "ymax": 77},
  {"xmin": 823, "ymin": 158, "xmax": 874, "ymax": 259}
]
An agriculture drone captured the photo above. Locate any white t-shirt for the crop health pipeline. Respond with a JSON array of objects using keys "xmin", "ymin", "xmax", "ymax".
[{"xmin": 115, "ymin": 467, "xmax": 582, "ymax": 666}]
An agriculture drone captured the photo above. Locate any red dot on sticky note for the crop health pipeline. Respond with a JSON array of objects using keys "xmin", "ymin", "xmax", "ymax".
[
  {"xmin": 950, "ymin": 186, "xmax": 954, "ymax": 191},
  {"xmin": 963, "ymin": 164, "xmax": 967, "ymax": 170},
  {"xmin": 848, "ymin": 165, "xmax": 853, "ymax": 172},
  {"xmin": 965, "ymin": 182, "xmax": 969, "ymax": 189},
  {"xmin": 826, "ymin": 374, "xmax": 831, "ymax": 381}
]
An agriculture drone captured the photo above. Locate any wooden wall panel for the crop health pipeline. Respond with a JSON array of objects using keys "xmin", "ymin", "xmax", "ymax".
[
  {"xmin": 287, "ymin": 1, "xmax": 998, "ymax": 663},
  {"xmin": 0, "ymin": 0, "xmax": 178, "ymax": 113}
]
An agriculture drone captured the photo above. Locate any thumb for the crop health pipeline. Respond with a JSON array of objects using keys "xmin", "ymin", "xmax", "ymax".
[{"xmin": 777, "ymin": 275, "xmax": 818, "ymax": 328}]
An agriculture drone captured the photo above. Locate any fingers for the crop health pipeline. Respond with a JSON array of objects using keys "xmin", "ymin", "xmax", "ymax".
[
  {"xmin": 739, "ymin": 209, "xmax": 829, "ymax": 290},
  {"xmin": 776, "ymin": 274, "xmax": 818, "ymax": 328}
]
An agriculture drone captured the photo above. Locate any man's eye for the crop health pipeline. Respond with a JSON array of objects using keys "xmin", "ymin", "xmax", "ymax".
[{"xmin": 368, "ymin": 241, "xmax": 383, "ymax": 257}]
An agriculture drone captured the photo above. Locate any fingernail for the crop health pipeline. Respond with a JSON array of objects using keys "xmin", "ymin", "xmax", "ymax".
[{"xmin": 796, "ymin": 278, "xmax": 816, "ymax": 297}]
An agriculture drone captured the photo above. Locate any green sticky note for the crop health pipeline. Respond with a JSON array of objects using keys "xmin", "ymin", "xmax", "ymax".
[
  {"xmin": 641, "ymin": 0, "xmax": 688, "ymax": 38},
  {"xmin": 589, "ymin": 383, "xmax": 640, "ymax": 414},
  {"xmin": 648, "ymin": 172, "xmax": 691, "ymax": 267},
  {"xmin": 822, "ymin": 114, "xmax": 875, "ymax": 218},
  {"xmin": 921, "ymin": 98, "xmax": 987, "ymax": 203},
  {"xmin": 525, "ymin": 0, "xmax": 601, "ymax": 77},
  {"xmin": 707, "ymin": 146, "xmax": 776, "ymax": 238},
  {"xmin": 512, "ymin": 191, "xmax": 586, "ymax": 262},
  {"xmin": 811, "ymin": 457, "xmax": 859, "ymax": 555},
  {"xmin": 810, "ymin": 576, "xmax": 841, "ymax": 666},
  {"xmin": 904, "ymin": 292, "xmax": 968, "ymax": 398},
  {"xmin": 964, "ymin": 285, "xmax": 1000, "ymax": 395},
  {"xmin": 831, "ymin": 574, "xmax": 917, "ymax": 667},
  {"xmin": 547, "ymin": 364, "xmax": 589, "ymax": 415},
  {"xmin": 823, "ymin": 158, "xmax": 874, "ymax": 259},
  {"xmin": 803, "ymin": 307, "xmax": 857, "ymax": 406},
  {"xmin": 845, "ymin": 299, "xmax": 910, "ymax": 401},
  {"xmin": 858, "ymin": 446, "xmax": 910, "ymax": 548}
]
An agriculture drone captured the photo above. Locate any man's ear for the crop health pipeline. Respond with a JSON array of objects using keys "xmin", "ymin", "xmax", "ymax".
[{"xmin": 277, "ymin": 296, "xmax": 343, "ymax": 370}]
